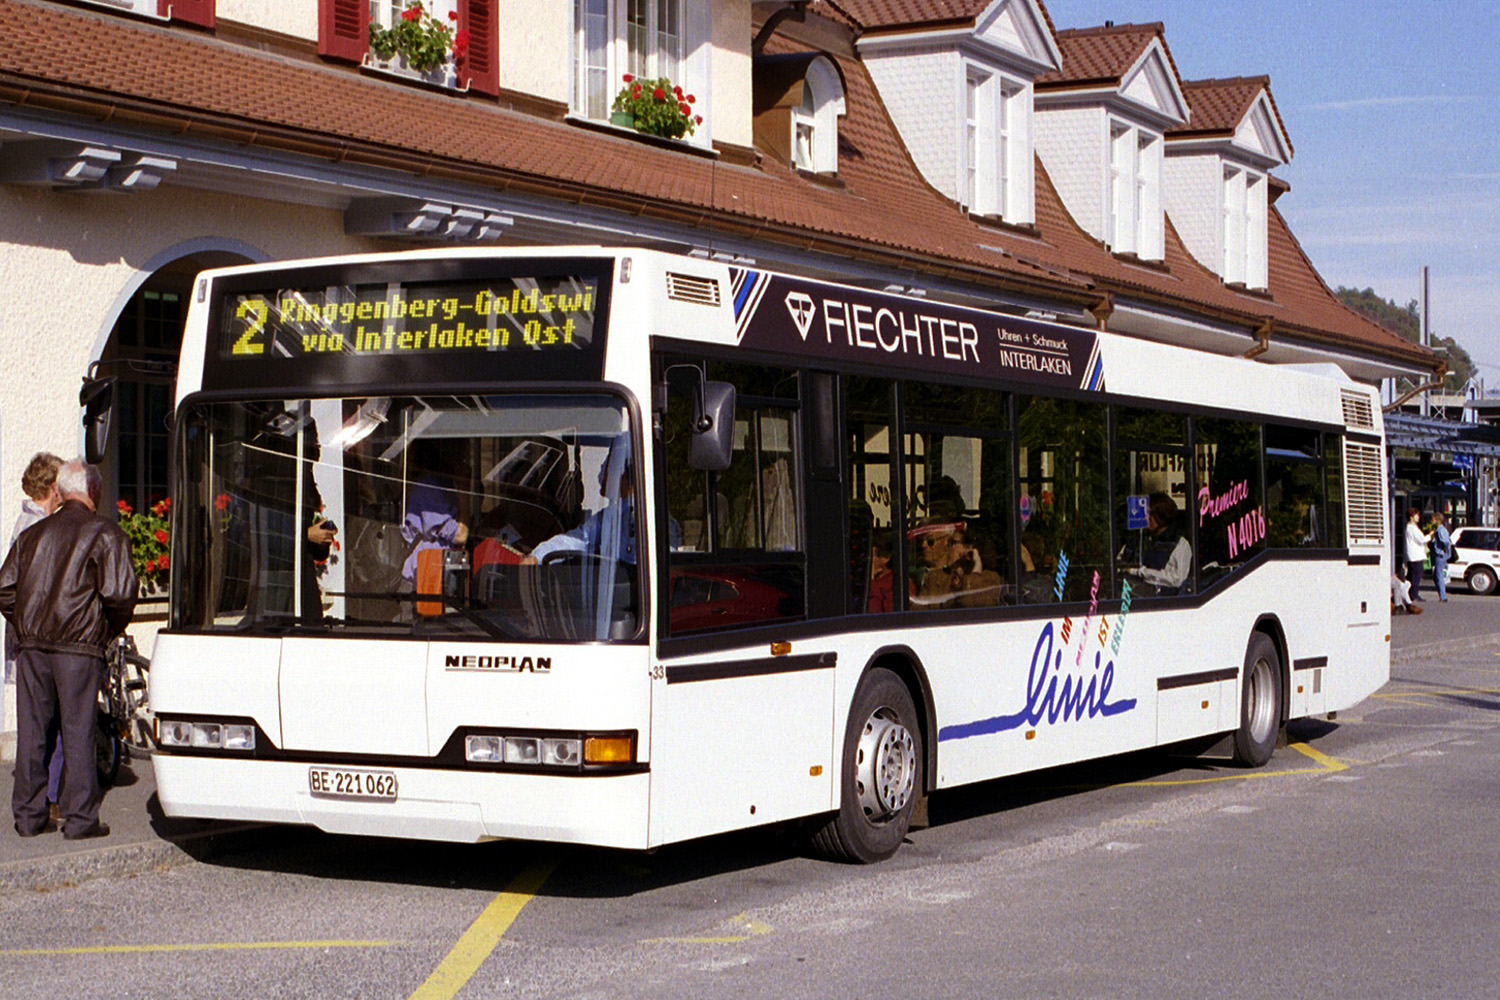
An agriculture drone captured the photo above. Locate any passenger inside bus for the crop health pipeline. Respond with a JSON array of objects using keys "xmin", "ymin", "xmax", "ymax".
[
  {"xmin": 1120, "ymin": 492, "xmax": 1192, "ymax": 596},
  {"xmin": 400, "ymin": 438, "xmax": 471, "ymax": 583}
]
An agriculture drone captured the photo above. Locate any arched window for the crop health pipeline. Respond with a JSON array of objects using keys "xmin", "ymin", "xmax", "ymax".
[{"xmin": 790, "ymin": 55, "xmax": 845, "ymax": 174}]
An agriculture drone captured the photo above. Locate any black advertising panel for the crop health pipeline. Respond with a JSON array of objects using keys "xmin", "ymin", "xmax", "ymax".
[
  {"xmin": 729, "ymin": 268, "xmax": 1105, "ymax": 392},
  {"xmin": 200, "ymin": 256, "xmax": 612, "ymax": 393}
]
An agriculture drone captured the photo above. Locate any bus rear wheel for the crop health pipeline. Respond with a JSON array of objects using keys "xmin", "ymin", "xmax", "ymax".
[
  {"xmin": 811, "ymin": 668, "xmax": 920, "ymax": 863},
  {"xmin": 1232, "ymin": 633, "xmax": 1282, "ymax": 768}
]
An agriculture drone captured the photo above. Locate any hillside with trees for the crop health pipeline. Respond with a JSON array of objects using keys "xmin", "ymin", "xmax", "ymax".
[{"xmin": 1336, "ymin": 286, "xmax": 1475, "ymax": 391}]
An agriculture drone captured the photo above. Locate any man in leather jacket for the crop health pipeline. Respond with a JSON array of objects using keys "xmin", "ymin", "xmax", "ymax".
[{"xmin": 0, "ymin": 460, "xmax": 136, "ymax": 839}]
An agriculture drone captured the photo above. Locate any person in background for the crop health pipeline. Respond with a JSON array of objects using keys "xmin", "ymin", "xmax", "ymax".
[
  {"xmin": 4, "ymin": 452, "xmax": 65, "ymax": 822},
  {"xmin": 1392, "ymin": 568, "xmax": 1420, "ymax": 615},
  {"xmin": 1430, "ymin": 511, "xmax": 1452, "ymax": 603},
  {"xmin": 1403, "ymin": 508, "xmax": 1431, "ymax": 601},
  {"xmin": 0, "ymin": 460, "xmax": 137, "ymax": 839}
]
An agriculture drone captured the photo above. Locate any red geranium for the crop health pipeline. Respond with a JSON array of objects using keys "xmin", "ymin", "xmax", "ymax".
[
  {"xmin": 652, "ymin": 87, "xmax": 666, "ymax": 101},
  {"xmin": 214, "ymin": 493, "xmax": 231, "ymax": 511},
  {"xmin": 612, "ymin": 75, "xmax": 701, "ymax": 138},
  {"xmin": 117, "ymin": 500, "xmax": 132, "ymax": 515},
  {"xmin": 622, "ymin": 73, "xmax": 633, "ymax": 83},
  {"xmin": 401, "ymin": 6, "xmax": 422, "ymax": 20},
  {"xmin": 154, "ymin": 529, "xmax": 170, "ymax": 546}
]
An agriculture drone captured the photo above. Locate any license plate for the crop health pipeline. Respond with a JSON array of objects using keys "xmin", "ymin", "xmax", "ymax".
[{"xmin": 308, "ymin": 766, "xmax": 398, "ymax": 801}]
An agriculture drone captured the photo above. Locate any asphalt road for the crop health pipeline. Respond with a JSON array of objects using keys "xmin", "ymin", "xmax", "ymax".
[{"xmin": 2, "ymin": 634, "xmax": 1497, "ymax": 999}]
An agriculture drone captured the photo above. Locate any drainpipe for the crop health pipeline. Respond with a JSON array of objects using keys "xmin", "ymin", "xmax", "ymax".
[
  {"xmin": 1242, "ymin": 318, "xmax": 1272, "ymax": 359},
  {"xmin": 1384, "ymin": 364, "xmax": 1449, "ymax": 413},
  {"xmin": 752, "ymin": 1, "xmax": 812, "ymax": 54},
  {"xmin": 1088, "ymin": 293, "xmax": 1113, "ymax": 331}
]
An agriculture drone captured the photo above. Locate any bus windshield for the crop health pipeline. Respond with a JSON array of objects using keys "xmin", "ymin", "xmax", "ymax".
[{"xmin": 172, "ymin": 393, "xmax": 641, "ymax": 641}]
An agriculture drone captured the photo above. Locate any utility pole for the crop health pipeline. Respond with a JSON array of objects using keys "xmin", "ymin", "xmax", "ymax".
[{"xmin": 1420, "ymin": 265, "xmax": 1430, "ymax": 417}]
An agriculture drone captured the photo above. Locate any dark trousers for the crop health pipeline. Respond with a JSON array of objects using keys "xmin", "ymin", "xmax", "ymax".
[
  {"xmin": 1408, "ymin": 557, "xmax": 1425, "ymax": 595},
  {"xmin": 12, "ymin": 649, "xmax": 103, "ymax": 835}
]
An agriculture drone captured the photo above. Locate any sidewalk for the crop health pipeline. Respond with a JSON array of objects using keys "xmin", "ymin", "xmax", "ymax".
[
  {"xmin": 0, "ymin": 586, "xmax": 1495, "ymax": 894},
  {"xmin": 0, "ymin": 748, "xmax": 276, "ymax": 894}
]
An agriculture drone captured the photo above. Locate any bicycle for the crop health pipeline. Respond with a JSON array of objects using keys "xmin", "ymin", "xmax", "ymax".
[{"xmin": 97, "ymin": 635, "xmax": 152, "ymax": 787}]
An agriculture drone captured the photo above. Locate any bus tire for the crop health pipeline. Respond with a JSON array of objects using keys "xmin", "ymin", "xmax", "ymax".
[
  {"xmin": 811, "ymin": 668, "xmax": 920, "ymax": 863},
  {"xmin": 1467, "ymin": 566, "xmax": 1496, "ymax": 596},
  {"xmin": 1232, "ymin": 633, "xmax": 1282, "ymax": 768}
]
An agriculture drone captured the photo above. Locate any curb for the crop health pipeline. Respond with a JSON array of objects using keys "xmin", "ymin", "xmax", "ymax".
[{"xmin": 0, "ymin": 823, "xmax": 305, "ymax": 895}]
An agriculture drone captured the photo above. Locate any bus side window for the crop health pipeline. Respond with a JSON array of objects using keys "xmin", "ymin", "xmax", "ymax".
[
  {"xmin": 845, "ymin": 377, "xmax": 896, "ymax": 614},
  {"xmin": 662, "ymin": 361, "xmax": 806, "ymax": 636},
  {"xmin": 1195, "ymin": 417, "xmax": 1265, "ymax": 589},
  {"xmin": 1113, "ymin": 408, "xmax": 1192, "ymax": 599},
  {"xmin": 1016, "ymin": 395, "xmax": 1108, "ymax": 603},
  {"xmin": 1266, "ymin": 425, "xmax": 1327, "ymax": 549}
]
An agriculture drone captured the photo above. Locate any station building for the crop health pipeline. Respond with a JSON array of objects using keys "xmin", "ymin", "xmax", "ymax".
[{"xmin": 0, "ymin": 0, "xmax": 1438, "ymax": 556}]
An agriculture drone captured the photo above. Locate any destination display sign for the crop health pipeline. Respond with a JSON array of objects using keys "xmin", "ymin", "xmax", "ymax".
[
  {"xmin": 729, "ymin": 268, "xmax": 1105, "ymax": 392},
  {"xmin": 199, "ymin": 259, "xmax": 612, "ymax": 392},
  {"xmin": 218, "ymin": 275, "xmax": 599, "ymax": 363}
]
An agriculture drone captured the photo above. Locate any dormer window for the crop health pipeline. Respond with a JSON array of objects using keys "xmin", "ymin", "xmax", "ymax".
[
  {"xmin": 791, "ymin": 56, "xmax": 845, "ymax": 173},
  {"xmin": 962, "ymin": 66, "xmax": 1027, "ymax": 222},
  {"xmin": 575, "ymin": 0, "xmax": 708, "ymax": 140},
  {"xmin": 1107, "ymin": 119, "xmax": 1162, "ymax": 259},
  {"xmin": 1222, "ymin": 166, "xmax": 1268, "ymax": 288},
  {"xmin": 753, "ymin": 52, "xmax": 845, "ymax": 174}
]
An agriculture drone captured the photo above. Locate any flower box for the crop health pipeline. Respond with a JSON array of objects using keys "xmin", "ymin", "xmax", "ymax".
[{"xmin": 362, "ymin": 52, "xmax": 460, "ymax": 91}]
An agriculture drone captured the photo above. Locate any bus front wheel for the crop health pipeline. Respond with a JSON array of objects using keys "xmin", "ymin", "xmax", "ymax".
[
  {"xmin": 1232, "ymin": 633, "xmax": 1282, "ymax": 768},
  {"xmin": 811, "ymin": 668, "xmax": 920, "ymax": 863}
]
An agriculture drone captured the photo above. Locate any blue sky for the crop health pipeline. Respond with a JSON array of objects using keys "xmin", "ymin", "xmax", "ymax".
[{"xmin": 1044, "ymin": 0, "xmax": 1500, "ymax": 384}]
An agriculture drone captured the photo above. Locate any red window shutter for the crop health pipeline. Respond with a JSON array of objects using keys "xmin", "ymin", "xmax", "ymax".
[
  {"xmin": 319, "ymin": 0, "xmax": 369, "ymax": 64},
  {"xmin": 458, "ymin": 0, "xmax": 498, "ymax": 96},
  {"xmin": 163, "ymin": 0, "xmax": 215, "ymax": 28}
]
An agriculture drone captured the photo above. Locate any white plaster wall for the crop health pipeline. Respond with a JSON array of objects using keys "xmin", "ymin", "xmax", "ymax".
[
  {"xmin": 1164, "ymin": 151, "xmax": 1221, "ymax": 274},
  {"xmin": 0, "ymin": 185, "xmax": 377, "ymax": 547},
  {"xmin": 710, "ymin": 0, "xmax": 752, "ymax": 148},
  {"xmin": 864, "ymin": 48, "xmax": 960, "ymax": 201},
  {"xmin": 499, "ymin": 0, "xmax": 571, "ymax": 104},
  {"xmin": 216, "ymin": 0, "xmax": 317, "ymax": 39},
  {"xmin": 1035, "ymin": 104, "xmax": 1104, "ymax": 238}
]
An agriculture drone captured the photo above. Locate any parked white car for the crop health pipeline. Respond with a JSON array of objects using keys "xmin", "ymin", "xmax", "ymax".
[{"xmin": 1446, "ymin": 526, "xmax": 1500, "ymax": 595}]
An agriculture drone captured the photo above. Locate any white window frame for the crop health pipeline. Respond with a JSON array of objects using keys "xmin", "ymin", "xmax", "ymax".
[
  {"xmin": 1222, "ymin": 164, "xmax": 1265, "ymax": 286},
  {"xmin": 1106, "ymin": 119, "xmax": 1163, "ymax": 260},
  {"xmin": 961, "ymin": 65, "xmax": 1029, "ymax": 222},
  {"xmin": 573, "ymin": 0, "xmax": 707, "ymax": 141},
  {"xmin": 792, "ymin": 56, "xmax": 845, "ymax": 174}
]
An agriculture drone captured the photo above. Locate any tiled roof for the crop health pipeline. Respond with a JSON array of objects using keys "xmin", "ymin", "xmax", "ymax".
[
  {"xmin": 1172, "ymin": 76, "xmax": 1294, "ymax": 156},
  {"xmin": 828, "ymin": 0, "xmax": 1060, "ymax": 37},
  {"xmin": 828, "ymin": 1, "xmax": 995, "ymax": 30},
  {"xmin": 1036, "ymin": 22, "xmax": 1170, "ymax": 88},
  {"xmin": 0, "ymin": 0, "xmax": 1421, "ymax": 369}
]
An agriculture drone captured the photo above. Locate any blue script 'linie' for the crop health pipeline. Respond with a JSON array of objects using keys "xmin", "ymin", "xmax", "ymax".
[{"xmin": 938, "ymin": 621, "xmax": 1137, "ymax": 741}]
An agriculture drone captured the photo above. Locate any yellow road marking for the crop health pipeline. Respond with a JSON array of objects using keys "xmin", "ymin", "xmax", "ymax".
[
  {"xmin": 408, "ymin": 860, "xmax": 556, "ymax": 1000},
  {"xmin": 0, "ymin": 940, "xmax": 393, "ymax": 957},
  {"xmin": 1287, "ymin": 740, "xmax": 1347, "ymax": 772},
  {"xmin": 644, "ymin": 913, "xmax": 773, "ymax": 945},
  {"xmin": 1125, "ymin": 741, "xmax": 1346, "ymax": 787}
]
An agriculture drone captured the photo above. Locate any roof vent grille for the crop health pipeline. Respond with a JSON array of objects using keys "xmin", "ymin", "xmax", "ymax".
[
  {"xmin": 666, "ymin": 272, "xmax": 721, "ymax": 307},
  {"xmin": 1341, "ymin": 389, "xmax": 1374, "ymax": 430}
]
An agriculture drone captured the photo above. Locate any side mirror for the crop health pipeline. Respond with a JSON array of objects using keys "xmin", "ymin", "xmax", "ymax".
[
  {"xmin": 80, "ymin": 376, "xmax": 116, "ymax": 465},
  {"xmin": 688, "ymin": 381, "xmax": 735, "ymax": 472}
]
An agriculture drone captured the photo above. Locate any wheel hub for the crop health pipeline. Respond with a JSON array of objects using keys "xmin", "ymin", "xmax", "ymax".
[{"xmin": 855, "ymin": 710, "xmax": 916, "ymax": 821}]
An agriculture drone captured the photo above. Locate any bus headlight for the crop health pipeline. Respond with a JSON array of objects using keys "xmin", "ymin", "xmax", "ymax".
[
  {"xmin": 157, "ymin": 718, "xmax": 256, "ymax": 751},
  {"xmin": 460, "ymin": 731, "xmax": 630, "ymax": 770}
]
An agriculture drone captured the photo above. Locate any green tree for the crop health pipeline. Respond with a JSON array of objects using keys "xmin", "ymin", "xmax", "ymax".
[{"xmin": 1335, "ymin": 286, "xmax": 1475, "ymax": 391}]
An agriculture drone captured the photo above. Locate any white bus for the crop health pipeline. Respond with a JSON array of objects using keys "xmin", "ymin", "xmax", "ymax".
[{"xmin": 150, "ymin": 247, "xmax": 1390, "ymax": 862}]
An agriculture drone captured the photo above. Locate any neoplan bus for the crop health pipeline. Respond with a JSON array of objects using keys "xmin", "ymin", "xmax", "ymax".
[{"xmin": 149, "ymin": 247, "xmax": 1390, "ymax": 862}]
